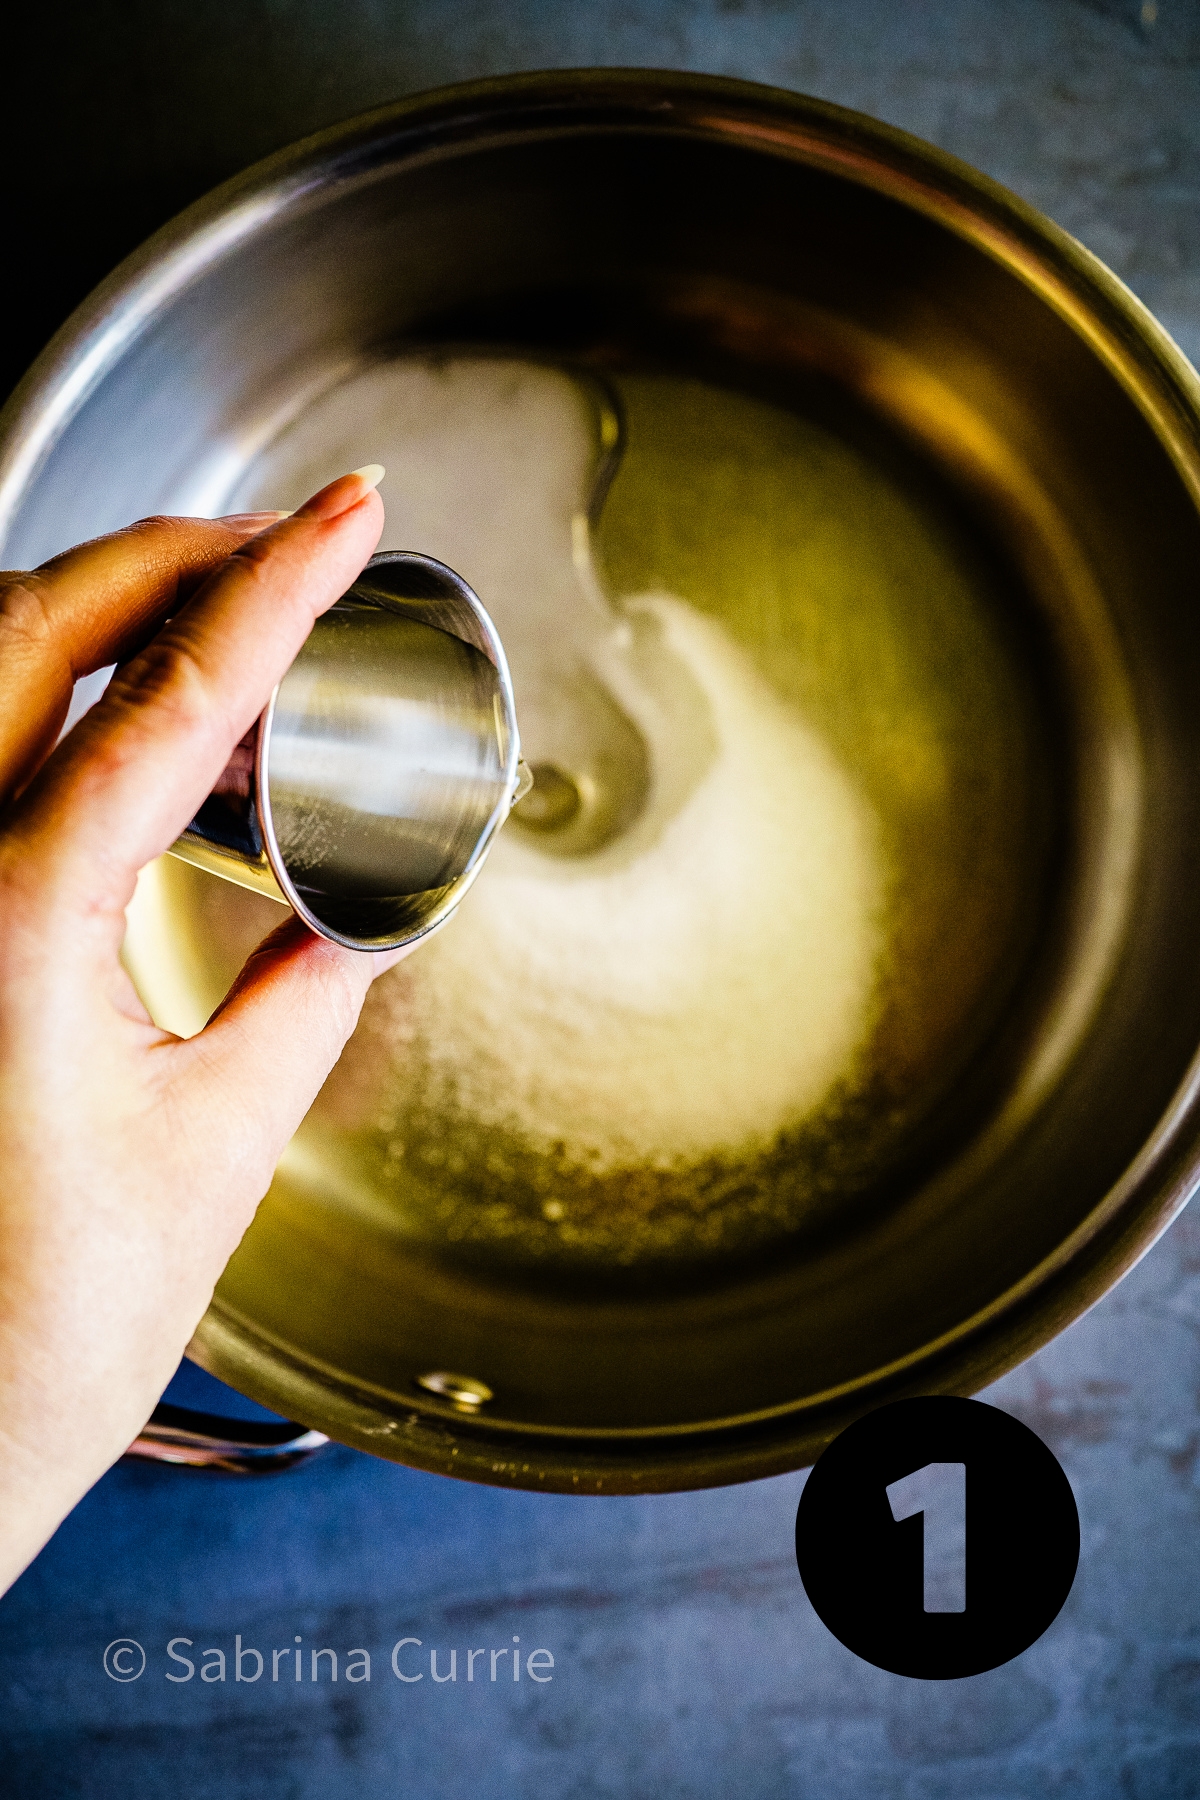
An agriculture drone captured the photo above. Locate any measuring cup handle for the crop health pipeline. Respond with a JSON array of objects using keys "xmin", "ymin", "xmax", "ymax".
[{"xmin": 124, "ymin": 1402, "xmax": 328, "ymax": 1474}]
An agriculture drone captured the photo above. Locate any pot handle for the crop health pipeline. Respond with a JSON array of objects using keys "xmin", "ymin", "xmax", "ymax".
[{"xmin": 125, "ymin": 1401, "xmax": 328, "ymax": 1474}]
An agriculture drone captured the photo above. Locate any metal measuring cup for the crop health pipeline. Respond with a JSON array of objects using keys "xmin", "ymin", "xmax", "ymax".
[{"xmin": 169, "ymin": 551, "xmax": 527, "ymax": 951}]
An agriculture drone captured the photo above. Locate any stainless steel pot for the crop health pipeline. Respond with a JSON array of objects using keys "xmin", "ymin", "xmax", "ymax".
[{"xmin": 4, "ymin": 71, "xmax": 1200, "ymax": 1493}]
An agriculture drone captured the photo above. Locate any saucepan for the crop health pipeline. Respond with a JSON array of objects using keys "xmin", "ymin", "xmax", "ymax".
[{"xmin": 3, "ymin": 71, "xmax": 1200, "ymax": 1492}]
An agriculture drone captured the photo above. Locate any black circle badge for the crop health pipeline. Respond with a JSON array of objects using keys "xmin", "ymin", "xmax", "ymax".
[{"xmin": 795, "ymin": 1396, "xmax": 1079, "ymax": 1678}]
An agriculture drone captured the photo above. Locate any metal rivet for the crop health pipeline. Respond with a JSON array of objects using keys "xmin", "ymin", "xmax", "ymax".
[{"xmin": 415, "ymin": 1371, "xmax": 494, "ymax": 1411}]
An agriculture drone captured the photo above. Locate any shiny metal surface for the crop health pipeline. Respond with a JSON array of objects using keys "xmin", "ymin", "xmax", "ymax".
[
  {"xmin": 172, "ymin": 550, "xmax": 522, "ymax": 951},
  {"xmin": 414, "ymin": 1371, "xmax": 495, "ymax": 1412},
  {"xmin": 4, "ymin": 72, "xmax": 1200, "ymax": 1492},
  {"xmin": 124, "ymin": 1403, "xmax": 328, "ymax": 1473}
]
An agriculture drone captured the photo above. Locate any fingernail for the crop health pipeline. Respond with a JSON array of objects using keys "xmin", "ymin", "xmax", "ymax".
[
  {"xmin": 218, "ymin": 510, "xmax": 291, "ymax": 526},
  {"xmin": 295, "ymin": 465, "xmax": 386, "ymax": 522}
]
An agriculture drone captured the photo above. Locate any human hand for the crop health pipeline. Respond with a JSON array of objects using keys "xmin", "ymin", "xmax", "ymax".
[{"xmin": 0, "ymin": 469, "xmax": 396, "ymax": 1592}]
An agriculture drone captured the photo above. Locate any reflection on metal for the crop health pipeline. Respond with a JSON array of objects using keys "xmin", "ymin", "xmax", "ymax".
[
  {"xmin": 415, "ymin": 1372, "xmax": 495, "ymax": 1411},
  {"xmin": 125, "ymin": 1403, "xmax": 328, "ymax": 1474},
  {"xmin": 168, "ymin": 552, "xmax": 522, "ymax": 951}
]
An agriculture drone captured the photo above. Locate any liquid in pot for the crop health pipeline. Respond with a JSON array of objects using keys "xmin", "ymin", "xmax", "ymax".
[{"xmin": 135, "ymin": 354, "xmax": 1061, "ymax": 1273}]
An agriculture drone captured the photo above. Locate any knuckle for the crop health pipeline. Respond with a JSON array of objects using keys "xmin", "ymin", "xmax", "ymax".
[
  {"xmin": 226, "ymin": 531, "xmax": 293, "ymax": 592},
  {"xmin": 114, "ymin": 513, "xmax": 197, "ymax": 551},
  {"xmin": 106, "ymin": 516, "xmax": 196, "ymax": 595},
  {"xmin": 0, "ymin": 573, "xmax": 54, "ymax": 653},
  {"xmin": 228, "ymin": 527, "xmax": 325, "ymax": 611},
  {"xmin": 117, "ymin": 515, "xmax": 217, "ymax": 572},
  {"xmin": 104, "ymin": 632, "xmax": 214, "ymax": 737},
  {"xmin": 0, "ymin": 838, "xmax": 69, "ymax": 954},
  {"xmin": 313, "ymin": 945, "xmax": 367, "ymax": 1038},
  {"xmin": 0, "ymin": 839, "xmax": 28, "ymax": 916}
]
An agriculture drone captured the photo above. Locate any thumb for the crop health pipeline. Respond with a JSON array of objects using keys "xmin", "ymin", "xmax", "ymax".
[{"xmin": 179, "ymin": 916, "xmax": 381, "ymax": 1167}]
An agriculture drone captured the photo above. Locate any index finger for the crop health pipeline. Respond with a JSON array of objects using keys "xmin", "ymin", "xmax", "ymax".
[
  {"xmin": 10, "ymin": 470, "xmax": 384, "ymax": 922},
  {"xmin": 0, "ymin": 512, "xmax": 285, "ymax": 805}
]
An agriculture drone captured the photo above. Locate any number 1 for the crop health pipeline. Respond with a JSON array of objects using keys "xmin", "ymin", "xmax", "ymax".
[{"xmin": 886, "ymin": 1462, "xmax": 967, "ymax": 1613}]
